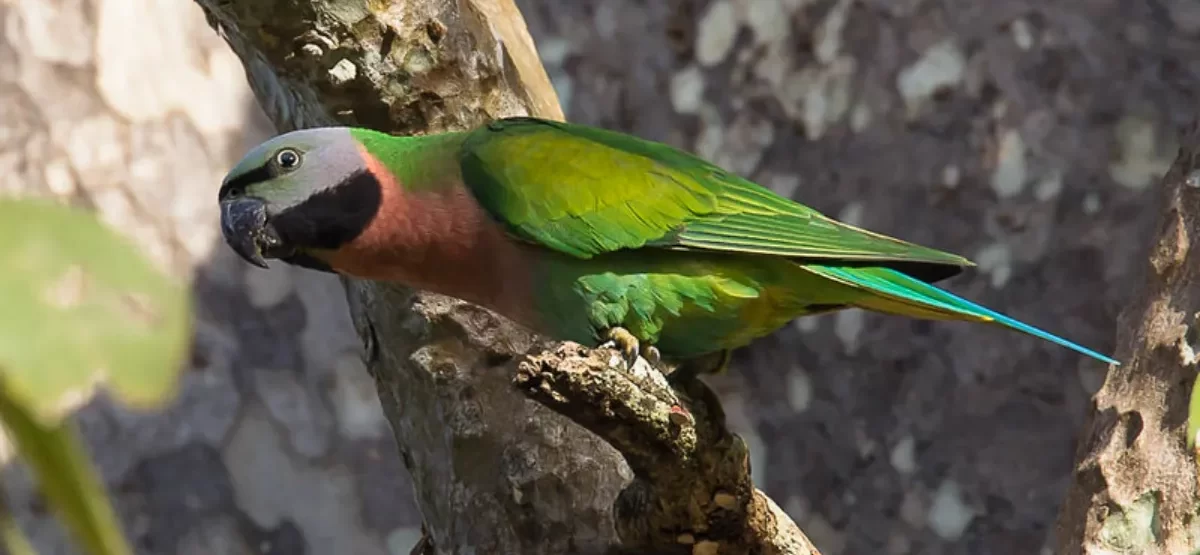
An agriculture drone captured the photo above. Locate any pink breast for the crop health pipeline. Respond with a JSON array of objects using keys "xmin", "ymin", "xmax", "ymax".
[{"xmin": 327, "ymin": 146, "xmax": 539, "ymax": 328}]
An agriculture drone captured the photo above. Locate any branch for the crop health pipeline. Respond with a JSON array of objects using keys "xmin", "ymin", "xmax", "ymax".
[
  {"xmin": 517, "ymin": 345, "xmax": 821, "ymax": 553},
  {"xmin": 196, "ymin": 0, "xmax": 819, "ymax": 553},
  {"xmin": 1054, "ymin": 120, "xmax": 1200, "ymax": 554}
]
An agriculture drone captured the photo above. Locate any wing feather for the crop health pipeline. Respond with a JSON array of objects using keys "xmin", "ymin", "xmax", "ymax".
[{"xmin": 459, "ymin": 117, "xmax": 973, "ymax": 275}]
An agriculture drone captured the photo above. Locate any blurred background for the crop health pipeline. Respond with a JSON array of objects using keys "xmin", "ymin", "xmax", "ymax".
[{"xmin": 1, "ymin": 0, "xmax": 1193, "ymax": 553}]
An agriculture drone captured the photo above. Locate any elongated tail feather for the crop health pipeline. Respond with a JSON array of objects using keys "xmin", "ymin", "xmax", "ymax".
[{"xmin": 804, "ymin": 265, "xmax": 1119, "ymax": 365}]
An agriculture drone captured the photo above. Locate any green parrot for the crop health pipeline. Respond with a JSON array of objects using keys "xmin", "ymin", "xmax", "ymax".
[{"xmin": 218, "ymin": 116, "xmax": 1118, "ymax": 370}]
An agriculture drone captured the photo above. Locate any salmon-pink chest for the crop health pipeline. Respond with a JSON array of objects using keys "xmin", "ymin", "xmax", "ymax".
[{"xmin": 326, "ymin": 148, "xmax": 538, "ymax": 326}]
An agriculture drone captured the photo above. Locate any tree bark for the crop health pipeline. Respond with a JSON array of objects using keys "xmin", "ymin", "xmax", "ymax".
[
  {"xmin": 1054, "ymin": 121, "xmax": 1200, "ymax": 554},
  {"xmin": 195, "ymin": 0, "xmax": 819, "ymax": 553}
]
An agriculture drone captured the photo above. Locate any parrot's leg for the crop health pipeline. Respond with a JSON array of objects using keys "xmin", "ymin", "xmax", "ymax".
[{"xmin": 709, "ymin": 349, "xmax": 733, "ymax": 374}]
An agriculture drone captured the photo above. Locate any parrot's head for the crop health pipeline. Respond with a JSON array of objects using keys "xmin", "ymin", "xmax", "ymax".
[{"xmin": 218, "ymin": 127, "xmax": 381, "ymax": 273}]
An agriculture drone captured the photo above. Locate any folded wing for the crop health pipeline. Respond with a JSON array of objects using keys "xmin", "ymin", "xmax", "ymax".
[{"xmin": 459, "ymin": 117, "xmax": 972, "ymax": 280}]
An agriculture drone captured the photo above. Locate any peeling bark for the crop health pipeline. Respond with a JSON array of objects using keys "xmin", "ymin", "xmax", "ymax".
[
  {"xmin": 1054, "ymin": 121, "xmax": 1200, "ymax": 554},
  {"xmin": 196, "ymin": 0, "xmax": 817, "ymax": 553}
]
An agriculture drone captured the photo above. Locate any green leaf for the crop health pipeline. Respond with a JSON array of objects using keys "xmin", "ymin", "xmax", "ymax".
[
  {"xmin": 0, "ymin": 196, "xmax": 193, "ymax": 555},
  {"xmin": 0, "ymin": 388, "xmax": 130, "ymax": 555},
  {"xmin": 0, "ymin": 197, "xmax": 191, "ymax": 424}
]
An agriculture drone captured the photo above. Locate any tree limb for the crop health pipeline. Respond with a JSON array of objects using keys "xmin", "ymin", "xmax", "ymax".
[
  {"xmin": 1054, "ymin": 121, "xmax": 1200, "ymax": 554},
  {"xmin": 518, "ymin": 345, "xmax": 821, "ymax": 554},
  {"xmin": 196, "ymin": 0, "xmax": 819, "ymax": 552}
]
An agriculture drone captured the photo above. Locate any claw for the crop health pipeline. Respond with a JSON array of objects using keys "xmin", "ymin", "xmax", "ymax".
[
  {"xmin": 604, "ymin": 327, "xmax": 641, "ymax": 368},
  {"xmin": 646, "ymin": 346, "xmax": 662, "ymax": 366}
]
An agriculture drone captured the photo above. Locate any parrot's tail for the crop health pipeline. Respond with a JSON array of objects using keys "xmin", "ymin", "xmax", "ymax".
[{"xmin": 803, "ymin": 265, "xmax": 1119, "ymax": 365}]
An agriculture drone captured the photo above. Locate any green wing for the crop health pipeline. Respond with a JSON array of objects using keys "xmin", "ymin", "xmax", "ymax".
[{"xmin": 459, "ymin": 117, "xmax": 973, "ymax": 274}]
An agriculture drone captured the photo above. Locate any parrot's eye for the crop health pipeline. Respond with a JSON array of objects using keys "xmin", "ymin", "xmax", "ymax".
[{"xmin": 275, "ymin": 148, "xmax": 302, "ymax": 171}]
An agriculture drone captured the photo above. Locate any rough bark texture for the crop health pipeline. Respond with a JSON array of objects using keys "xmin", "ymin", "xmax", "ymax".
[
  {"xmin": 2, "ymin": 0, "xmax": 1197, "ymax": 554},
  {"xmin": 1053, "ymin": 122, "xmax": 1200, "ymax": 554},
  {"xmin": 343, "ymin": 289, "xmax": 627, "ymax": 554}
]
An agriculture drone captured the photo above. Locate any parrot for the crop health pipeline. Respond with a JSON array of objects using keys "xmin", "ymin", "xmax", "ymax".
[{"xmin": 217, "ymin": 116, "xmax": 1119, "ymax": 374}]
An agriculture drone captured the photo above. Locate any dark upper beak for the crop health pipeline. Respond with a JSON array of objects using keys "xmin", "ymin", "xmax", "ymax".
[{"xmin": 220, "ymin": 197, "xmax": 278, "ymax": 269}]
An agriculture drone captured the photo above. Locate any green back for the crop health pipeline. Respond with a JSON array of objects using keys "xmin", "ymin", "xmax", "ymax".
[{"xmin": 457, "ymin": 117, "xmax": 972, "ymax": 278}]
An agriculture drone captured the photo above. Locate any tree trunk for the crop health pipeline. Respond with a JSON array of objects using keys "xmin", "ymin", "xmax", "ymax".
[
  {"xmin": 195, "ymin": 0, "xmax": 819, "ymax": 553},
  {"xmin": 1053, "ymin": 121, "xmax": 1200, "ymax": 554}
]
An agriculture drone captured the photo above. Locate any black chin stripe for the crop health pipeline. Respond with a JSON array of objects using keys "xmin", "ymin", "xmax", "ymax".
[
  {"xmin": 219, "ymin": 163, "xmax": 274, "ymax": 198},
  {"xmin": 280, "ymin": 252, "xmax": 336, "ymax": 273},
  {"xmin": 270, "ymin": 169, "xmax": 383, "ymax": 250}
]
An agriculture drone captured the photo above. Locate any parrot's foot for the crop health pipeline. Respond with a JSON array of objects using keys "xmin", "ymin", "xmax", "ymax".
[
  {"xmin": 667, "ymin": 349, "xmax": 732, "ymax": 384},
  {"xmin": 598, "ymin": 327, "xmax": 668, "ymax": 373},
  {"xmin": 711, "ymin": 349, "xmax": 733, "ymax": 374},
  {"xmin": 598, "ymin": 327, "xmax": 643, "ymax": 369}
]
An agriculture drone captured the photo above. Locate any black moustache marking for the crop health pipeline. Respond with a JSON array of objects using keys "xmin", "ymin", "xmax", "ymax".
[
  {"xmin": 219, "ymin": 163, "xmax": 274, "ymax": 199},
  {"xmin": 270, "ymin": 169, "xmax": 383, "ymax": 251},
  {"xmin": 280, "ymin": 252, "xmax": 336, "ymax": 273}
]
